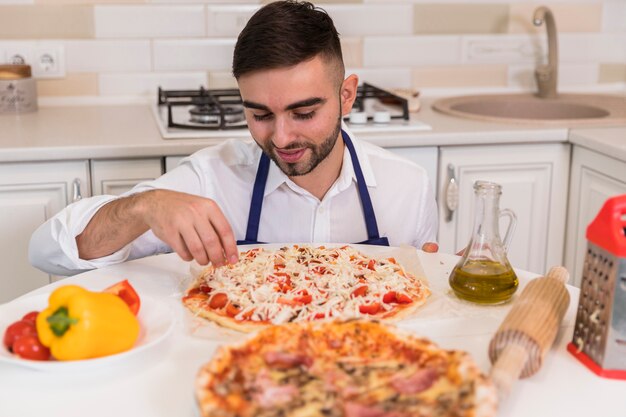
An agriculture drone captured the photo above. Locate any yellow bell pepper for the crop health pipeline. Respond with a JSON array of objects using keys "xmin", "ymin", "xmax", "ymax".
[{"xmin": 36, "ymin": 285, "xmax": 140, "ymax": 361}]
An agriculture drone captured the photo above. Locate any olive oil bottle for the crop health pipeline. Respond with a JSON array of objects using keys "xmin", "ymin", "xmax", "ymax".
[
  {"xmin": 449, "ymin": 181, "xmax": 519, "ymax": 304},
  {"xmin": 449, "ymin": 259, "xmax": 518, "ymax": 304}
]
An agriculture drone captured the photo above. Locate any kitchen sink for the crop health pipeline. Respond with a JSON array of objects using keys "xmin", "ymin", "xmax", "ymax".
[{"xmin": 432, "ymin": 93, "xmax": 626, "ymax": 126}]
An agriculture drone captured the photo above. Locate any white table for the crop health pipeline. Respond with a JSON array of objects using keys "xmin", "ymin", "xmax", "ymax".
[{"xmin": 1, "ymin": 251, "xmax": 624, "ymax": 417}]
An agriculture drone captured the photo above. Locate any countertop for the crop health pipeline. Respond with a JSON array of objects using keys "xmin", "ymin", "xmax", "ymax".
[
  {"xmin": 1, "ymin": 250, "xmax": 624, "ymax": 417},
  {"xmin": 0, "ymin": 97, "xmax": 624, "ymax": 163},
  {"xmin": 568, "ymin": 126, "xmax": 626, "ymax": 162}
]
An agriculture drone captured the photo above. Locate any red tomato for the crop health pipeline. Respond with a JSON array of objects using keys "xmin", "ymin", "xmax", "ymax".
[
  {"xmin": 3, "ymin": 320, "xmax": 37, "ymax": 352},
  {"xmin": 294, "ymin": 294, "xmax": 313, "ymax": 305},
  {"xmin": 12, "ymin": 335, "xmax": 51, "ymax": 361},
  {"xmin": 383, "ymin": 291, "xmax": 397, "ymax": 303},
  {"xmin": 366, "ymin": 259, "xmax": 376, "ymax": 271},
  {"xmin": 21, "ymin": 311, "xmax": 39, "ymax": 323},
  {"xmin": 103, "ymin": 279, "xmax": 141, "ymax": 315},
  {"xmin": 209, "ymin": 293, "xmax": 228, "ymax": 309},
  {"xmin": 351, "ymin": 285, "xmax": 369, "ymax": 297},
  {"xmin": 396, "ymin": 293, "xmax": 413, "ymax": 304},
  {"xmin": 225, "ymin": 303, "xmax": 241, "ymax": 317},
  {"xmin": 359, "ymin": 302, "xmax": 381, "ymax": 315}
]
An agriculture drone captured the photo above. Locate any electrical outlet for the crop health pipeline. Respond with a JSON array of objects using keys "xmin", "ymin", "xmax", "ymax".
[
  {"xmin": 2, "ymin": 43, "xmax": 65, "ymax": 79},
  {"xmin": 32, "ymin": 44, "xmax": 65, "ymax": 79},
  {"xmin": 5, "ymin": 46, "xmax": 33, "ymax": 66}
]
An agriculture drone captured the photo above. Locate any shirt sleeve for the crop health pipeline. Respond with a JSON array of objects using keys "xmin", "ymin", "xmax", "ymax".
[
  {"xmin": 413, "ymin": 173, "xmax": 439, "ymax": 248},
  {"xmin": 28, "ymin": 156, "xmax": 206, "ymax": 276}
]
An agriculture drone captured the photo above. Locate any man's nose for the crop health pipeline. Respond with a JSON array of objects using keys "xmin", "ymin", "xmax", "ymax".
[{"xmin": 272, "ymin": 116, "xmax": 295, "ymax": 149}]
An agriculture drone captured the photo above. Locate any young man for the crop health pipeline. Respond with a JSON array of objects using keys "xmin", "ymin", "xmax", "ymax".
[{"xmin": 29, "ymin": 1, "xmax": 438, "ymax": 276}]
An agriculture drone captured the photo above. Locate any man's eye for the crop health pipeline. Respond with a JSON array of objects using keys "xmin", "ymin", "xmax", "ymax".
[
  {"xmin": 253, "ymin": 113, "xmax": 273, "ymax": 121},
  {"xmin": 294, "ymin": 112, "xmax": 315, "ymax": 120}
]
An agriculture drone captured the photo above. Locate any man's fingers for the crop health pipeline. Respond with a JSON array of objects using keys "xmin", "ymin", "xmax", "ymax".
[
  {"xmin": 194, "ymin": 221, "xmax": 228, "ymax": 267},
  {"xmin": 421, "ymin": 242, "xmax": 439, "ymax": 253},
  {"xmin": 180, "ymin": 225, "xmax": 211, "ymax": 266},
  {"xmin": 168, "ymin": 233, "xmax": 194, "ymax": 262},
  {"xmin": 207, "ymin": 203, "xmax": 239, "ymax": 264}
]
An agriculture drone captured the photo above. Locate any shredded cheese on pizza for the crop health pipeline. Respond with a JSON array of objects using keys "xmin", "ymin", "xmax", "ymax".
[{"xmin": 191, "ymin": 245, "xmax": 429, "ymax": 324}]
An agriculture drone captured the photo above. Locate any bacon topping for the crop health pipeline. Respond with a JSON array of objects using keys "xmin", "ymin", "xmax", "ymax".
[
  {"xmin": 263, "ymin": 351, "xmax": 313, "ymax": 369},
  {"xmin": 391, "ymin": 368, "xmax": 438, "ymax": 394}
]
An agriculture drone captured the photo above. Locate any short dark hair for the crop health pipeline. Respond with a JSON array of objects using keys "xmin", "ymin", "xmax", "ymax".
[{"xmin": 232, "ymin": 1, "xmax": 344, "ymax": 80}]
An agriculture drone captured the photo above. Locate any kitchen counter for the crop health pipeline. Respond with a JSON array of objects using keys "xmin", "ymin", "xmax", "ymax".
[
  {"xmin": 568, "ymin": 126, "xmax": 626, "ymax": 162},
  {"xmin": 0, "ymin": 98, "xmax": 573, "ymax": 163},
  {"xmin": 1, "ymin": 97, "xmax": 625, "ymax": 163},
  {"xmin": 1, "ymin": 250, "xmax": 624, "ymax": 417}
]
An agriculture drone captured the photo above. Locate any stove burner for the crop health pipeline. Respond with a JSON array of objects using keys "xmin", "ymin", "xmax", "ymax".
[{"xmin": 189, "ymin": 104, "xmax": 245, "ymax": 125}]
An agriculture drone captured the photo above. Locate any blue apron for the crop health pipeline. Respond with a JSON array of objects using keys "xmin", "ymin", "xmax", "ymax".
[{"xmin": 237, "ymin": 130, "xmax": 389, "ymax": 247}]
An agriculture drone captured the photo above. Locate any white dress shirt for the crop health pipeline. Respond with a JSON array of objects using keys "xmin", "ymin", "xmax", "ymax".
[{"xmin": 29, "ymin": 127, "xmax": 438, "ymax": 276}]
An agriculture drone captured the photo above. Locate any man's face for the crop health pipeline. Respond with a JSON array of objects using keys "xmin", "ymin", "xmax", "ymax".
[{"xmin": 237, "ymin": 55, "xmax": 354, "ymax": 177}]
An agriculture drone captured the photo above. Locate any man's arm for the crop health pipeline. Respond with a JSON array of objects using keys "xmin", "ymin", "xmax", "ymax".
[{"xmin": 77, "ymin": 189, "xmax": 239, "ymax": 267}]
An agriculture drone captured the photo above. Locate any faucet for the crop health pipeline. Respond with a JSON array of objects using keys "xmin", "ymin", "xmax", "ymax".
[{"xmin": 533, "ymin": 6, "xmax": 558, "ymax": 99}]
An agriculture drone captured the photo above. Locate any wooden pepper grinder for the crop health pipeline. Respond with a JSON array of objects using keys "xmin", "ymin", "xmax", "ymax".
[{"xmin": 488, "ymin": 266, "xmax": 570, "ymax": 400}]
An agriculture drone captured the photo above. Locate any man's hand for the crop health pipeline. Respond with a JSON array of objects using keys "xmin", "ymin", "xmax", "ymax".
[
  {"xmin": 421, "ymin": 242, "xmax": 439, "ymax": 253},
  {"xmin": 77, "ymin": 189, "xmax": 239, "ymax": 267}
]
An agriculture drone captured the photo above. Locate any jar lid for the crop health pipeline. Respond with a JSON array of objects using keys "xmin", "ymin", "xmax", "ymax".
[{"xmin": 0, "ymin": 64, "xmax": 32, "ymax": 80}]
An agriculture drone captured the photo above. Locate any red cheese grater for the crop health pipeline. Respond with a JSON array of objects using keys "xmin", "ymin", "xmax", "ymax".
[{"xmin": 567, "ymin": 194, "xmax": 626, "ymax": 379}]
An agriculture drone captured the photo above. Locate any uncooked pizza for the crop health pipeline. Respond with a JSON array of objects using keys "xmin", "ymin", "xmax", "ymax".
[
  {"xmin": 183, "ymin": 245, "xmax": 430, "ymax": 332},
  {"xmin": 195, "ymin": 320, "xmax": 497, "ymax": 417}
]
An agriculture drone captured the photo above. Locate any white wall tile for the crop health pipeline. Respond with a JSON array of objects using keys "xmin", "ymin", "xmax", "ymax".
[
  {"xmin": 602, "ymin": 2, "xmax": 626, "ymax": 33},
  {"xmin": 206, "ymin": 5, "xmax": 259, "ymax": 37},
  {"xmin": 99, "ymin": 72, "xmax": 207, "ymax": 96},
  {"xmin": 346, "ymin": 67, "xmax": 412, "ymax": 89},
  {"xmin": 153, "ymin": 39, "xmax": 236, "ymax": 71},
  {"xmin": 462, "ymin": 35, "xmax": 542, "ymax": 65},
  {"xmin": 325, "ymin": 5, "xmax": 413, "ymax": 36},
  {"xmin": 560, "ymin": 34, "xmax": 626, "ymax": 63},
  {"xmin": 64, "ymin": 40, "xmax": 151, "ymax": 73},
  {"xmin": 364, "ymin": 36, "xmax": 461, "ymax": 67},
  {"xmin": 508, "ymin": 63, "xmax": 600, "ymax": 89},
  {"xmin": 95, "ymin": 6, "xmax": 205, "ymax": 39}
]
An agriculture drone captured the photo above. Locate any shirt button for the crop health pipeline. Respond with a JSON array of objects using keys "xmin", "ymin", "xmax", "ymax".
[{"xmin": 318, "ymin": 207, "xmax": 324, "ymax": 214}]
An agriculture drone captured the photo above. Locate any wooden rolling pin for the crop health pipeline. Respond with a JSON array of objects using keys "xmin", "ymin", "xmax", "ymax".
[{"xmin": 488, "ymin": 266, "xmax": 570, "ymax": 401}]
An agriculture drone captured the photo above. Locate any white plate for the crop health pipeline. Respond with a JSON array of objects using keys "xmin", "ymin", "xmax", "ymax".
[{"xmin": 0, "ymin": 293, "xmax": 175, "ymax": 372}]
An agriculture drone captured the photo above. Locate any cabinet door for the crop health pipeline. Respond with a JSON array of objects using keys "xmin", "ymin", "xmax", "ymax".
[
  {"xmin": 0, "ymin": 161, "xmax": 90, "ymax": 303},
  {"xmin": 165, "ymin": 156, "xmax": 186, "ymax": 173},
  {"xmin": 565, "ymin": 146, "xmax": 626, "ymax": 287},
  {"xmin": 438, "ymin": 143, "xmax": 570, "ymax": 274},
  {"xmin": 91, "ymin": 158, "xmax": 163, "ymax": 196}
]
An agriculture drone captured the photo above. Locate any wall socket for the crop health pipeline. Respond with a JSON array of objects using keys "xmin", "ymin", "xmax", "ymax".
[{"xmin": 3, "ymin": 43, "xmax": 65, "ymax": 79}]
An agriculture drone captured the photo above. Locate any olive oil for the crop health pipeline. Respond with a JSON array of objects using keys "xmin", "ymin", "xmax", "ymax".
[{"xmin": 449, "ymin": 259, "xmax": 518, "ymax": 304}]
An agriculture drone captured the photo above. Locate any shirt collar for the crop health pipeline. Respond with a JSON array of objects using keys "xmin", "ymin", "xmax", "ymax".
[{"xmin": 262, "ymin": 124, "xmax": 377, "ymax": 197}]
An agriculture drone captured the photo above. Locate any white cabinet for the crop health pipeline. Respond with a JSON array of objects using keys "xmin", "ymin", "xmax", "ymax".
[
  {"xmin": 91, "ymin": 158, "xmax": 163, "ymax": 196},
  {"xmin": 437, "ymin": 143, "xmax": 570, "ymax": 275},
  {"xmin": 565, "ymin": 146, "xmax": 626, "ymax": 287},
  {"xmin": 165, "ymin": 156, "xmax": 185, "ymax": 173},
  {"xmin": 0, "ymin": 161, "xmax": 90, "ymax": 303}
]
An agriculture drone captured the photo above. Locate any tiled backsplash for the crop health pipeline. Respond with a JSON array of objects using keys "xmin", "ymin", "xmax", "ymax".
[{"xmin": 0, "ymin": 0, "xmax": 624, "ymax": 100}]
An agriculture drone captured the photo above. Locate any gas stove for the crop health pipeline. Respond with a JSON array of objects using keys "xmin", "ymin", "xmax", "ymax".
[{"xmin": 152, "ymin": 83, "xmax": 430, "ymax": 140}]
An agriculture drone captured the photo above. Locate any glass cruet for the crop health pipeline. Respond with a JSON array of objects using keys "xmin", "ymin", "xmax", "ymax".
[{"xmin": 449, "ymin": 181, "xmax": 519, "ymax": 304}]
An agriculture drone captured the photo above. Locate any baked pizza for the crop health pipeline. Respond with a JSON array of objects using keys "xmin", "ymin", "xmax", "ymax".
[
  {"xmin": 183, "ymin": 245, "xmax": 430, "ymax": 332},
  {"xmin": 195, "ymin": 320, "xmax": 497, "ymax": 417}
]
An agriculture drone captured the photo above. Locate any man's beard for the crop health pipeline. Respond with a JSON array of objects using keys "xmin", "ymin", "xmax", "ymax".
[{"xmin": 263, "ymin": 115, "xmax": 342, "ymax": 177}]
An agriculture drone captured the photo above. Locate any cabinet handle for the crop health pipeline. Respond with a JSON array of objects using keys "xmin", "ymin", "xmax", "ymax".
[
  {"xmin": 444, "ymin": 164, "xmax": 459, "ymax": 222},
  {"xmin": 72, "ymin": 178, "xmax": 83, "ymax": 202}
]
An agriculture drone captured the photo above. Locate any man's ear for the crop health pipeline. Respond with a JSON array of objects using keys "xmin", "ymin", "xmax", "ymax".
[{"xmin": 340, "ymin": 74, "xmax": 359, "ymax": 116}]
